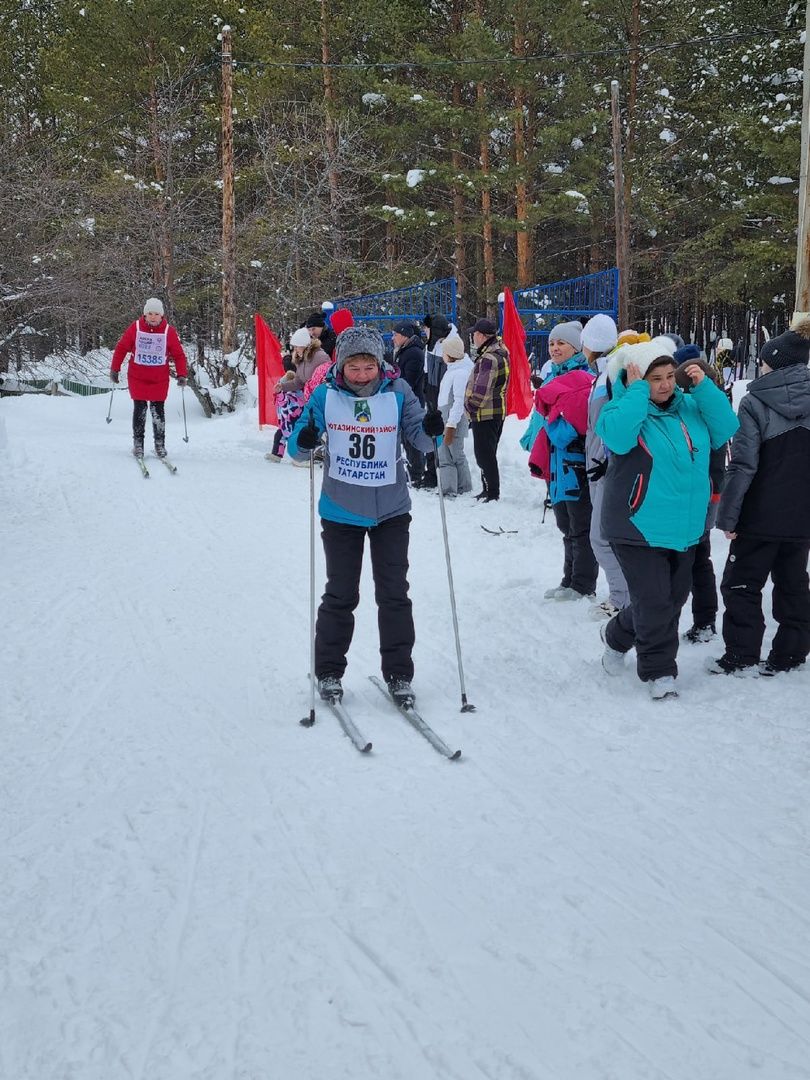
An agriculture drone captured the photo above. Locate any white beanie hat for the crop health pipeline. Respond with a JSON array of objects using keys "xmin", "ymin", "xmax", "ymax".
[
  {"xmin": 143, "ymin": 297, "xmax": 164, "ymax": 317},
  {"xmin": 605, "ymin": 335, "xmax": 677, "ymax": 385},
  {"xmin": 582, "ymin": 314, "xmax": 618, "ymax": 355},
  {"xmin": 442, "ymin": 333, "xmax": 465, "ymax": 361},
  {"xmin": 548, "ymin": 320, "xmax": 583, "ymax": 351},
  {"xmin": 290, "ymin": 327, "xmax": 312, "ymax": 348}
]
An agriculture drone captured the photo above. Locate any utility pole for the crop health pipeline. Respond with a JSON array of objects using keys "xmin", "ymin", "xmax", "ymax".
[
  {"xmin": 795, "ymin": 0, "xmax": 810, "ymax": 312},
  {"xmin": 611, "ymin": 80, "xmax": 629, "ymax": 329},
  {"xmin": 221, "ymin": 26, "xmax": 237, "ymax": 356}
]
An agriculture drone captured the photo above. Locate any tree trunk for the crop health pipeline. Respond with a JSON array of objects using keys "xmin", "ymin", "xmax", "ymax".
[
  {"xmin": 145, "ymin": 41, "xmax": 175, "ymax": 312},
  {"xmin": 320, "ymin": 0, "xmax": 343, "ymax": 275},
  {"xmin": 477, "ymin": 82, "xmax": 496, "ymax": 317},
  {"xmin": 220, "ymin": 27, "xmax": 237, "ymax": 355},
  {"xmin": 622, "ymin": 0, "xmax": 641, "ymax": 326},
  {"xmin": 513, "ymin": 7, "xmax": 531, "ymax": 287}
]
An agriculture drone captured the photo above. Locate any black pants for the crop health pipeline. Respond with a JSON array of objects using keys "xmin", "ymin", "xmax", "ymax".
[
  {"xmin": 607, "ymin": 544, "xmax": 696, "ymax": 681},
  {"xmin": 405, "ymin": 442, "xmax": 424, "ymax": 484},
  {"xmin": 552, "ymin": 489, "xmax": 598, "ymax": 595},
  {"xmin": 315, "ymin": 514, "xmax": 415, "ymax": 681},
  {"xmin": 132, "ymin": 400, "xmax": 165, "ymax": 450},
  {"xmin": 471, "ymin": 418, "xmax": 504, "ymax": 498},
  {"xmin": 720, "ymin": 536, "xmax": 810, "ymax": 666},
  {"xmin": 691, "ymin": 531, "xmax": 718, "ymax": 627}
]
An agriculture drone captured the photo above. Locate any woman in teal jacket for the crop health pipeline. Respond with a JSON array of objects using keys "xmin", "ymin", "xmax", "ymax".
[{"xmin": 595, "ymin": 337, "xmax": 739, "ymax": 700}]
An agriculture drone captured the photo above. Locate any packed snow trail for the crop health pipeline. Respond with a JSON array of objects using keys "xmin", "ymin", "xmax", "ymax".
[{"xmin": 1, "ymin": 390, "xmax": 809, "ymax": 1080}]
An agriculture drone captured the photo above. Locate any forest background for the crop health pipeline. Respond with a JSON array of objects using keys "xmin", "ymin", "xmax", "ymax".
[{"xmin": 0, "ymin": 0, "xmax": 802, "ymax": 389}]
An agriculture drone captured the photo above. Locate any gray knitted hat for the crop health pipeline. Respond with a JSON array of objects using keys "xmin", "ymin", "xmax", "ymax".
[{"xmin": 334, "ymin": 325, "xmax": 385, "ymax": 370}]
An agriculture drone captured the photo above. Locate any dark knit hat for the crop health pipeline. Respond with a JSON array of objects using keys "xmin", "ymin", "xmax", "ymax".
[
  {"xmin": 761, "ymin": 319, "xmax": 810, "ymax": 370},
  {"xmin": 304, "ymin": 312, "xmax": 326, "ymax": 328},
  {"xmin": 334, "ymin": 325, "xmax": 385, "ymax": 370},
  {"xmin": 392, "ymin": 320, "xmax": 419, "ymax": 338},
  {"xmin": 673, "ymin": 344, "xmax": 701, "ymax": 365},
  {"xmin": 471, "ymin": 317, "xmax": 497, "ymax": 336}
]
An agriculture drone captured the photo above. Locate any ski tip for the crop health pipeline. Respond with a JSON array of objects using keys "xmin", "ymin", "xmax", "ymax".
[
  {"xmin": 449, "ymin": 749, "xmax": 462, "ymax": 761},
  {"xmin": 361, "ymin": 742, "xmax": 373, "ymax": 753}
]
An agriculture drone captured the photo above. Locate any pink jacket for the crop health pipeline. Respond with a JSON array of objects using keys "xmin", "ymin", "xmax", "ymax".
[{"xmin": 528, "ymin": 369, "xmax": 594, "ymax": 480}]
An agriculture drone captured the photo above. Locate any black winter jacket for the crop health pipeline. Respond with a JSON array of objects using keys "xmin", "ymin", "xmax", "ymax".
[
  {"xmin": 394, "ymin": 335, "xmax": 426, "ymax": 404},
  {"xmin": 717, "ymin": 364, "xmax": 810, "ymax": 540}
]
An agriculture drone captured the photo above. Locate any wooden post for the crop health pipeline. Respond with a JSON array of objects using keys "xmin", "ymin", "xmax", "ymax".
[
  {"xmin": 221, "ymin": 26, "xmax": 237, "ymax": 355},
  {"xmin": 611, "ymin": 80, "xmax": 629, "ymax": 330},
  {"xmin": 795, "ymin": 0, "xmax": 810, "ymax": 312}
]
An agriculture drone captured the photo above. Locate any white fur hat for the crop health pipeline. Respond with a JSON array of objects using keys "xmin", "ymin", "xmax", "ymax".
[
  {"xmin": 605, "ymin": 335, "xmax": 677, "ymax": 385},
  {"xmin": 143, "ymin": 297, "xmax": 164, "ymax": 317},
  {"xmin": 290, "ymin": 327, "xmax": 311, "ymax": 349},
  {"xmin": 582, "ymin": 313, "xmax": 618, "ymax": 354}
]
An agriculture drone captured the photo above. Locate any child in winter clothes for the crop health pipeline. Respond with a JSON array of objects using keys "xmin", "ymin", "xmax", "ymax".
[
  {"xmin": 436, "ymin": 333, "xmax": 474, "ymax": 496},
  {"xmin": 268, "ymin": 329, "xmax": 330, "ymax": 461},
  {"xmin": 596, "ymin": 337, "xmax": 739, "ymax": 700},
  {"xmin": 110, "ymin": 297, "xmax": 188, "ymax": 459},
  {"xmin": 528, "ymin": 320, "xmax": 598, "ymax": 600},
  {"xmin": 711, "ymin": 320, "xmax": 810, "ymax": 675},
  {"xmin": 287, "ymin": 325, "xmax": 442, "ymax": 706}
]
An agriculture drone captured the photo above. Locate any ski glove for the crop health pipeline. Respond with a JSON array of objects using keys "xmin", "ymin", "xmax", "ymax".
[
  {"xmin": 177, "ymin": 377, "xmax": 188, "ymax": 387},
  {"xmin": 110, "ymin": 369, "xmax": 119, "ymax": 383},
  {"xmin": 585, "ymin": 459, "xmax": 608, "ymax": 483},
  {"xmin": 296, "ymin": 415, "xmax": 320, "ymax": 452},
  {"xmin": 422, "ymin": 406, "xmax": 445, "ymax": 438}
]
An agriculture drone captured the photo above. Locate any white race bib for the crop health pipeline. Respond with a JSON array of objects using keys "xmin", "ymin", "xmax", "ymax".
[
  {"xmin": 134, "ymin": 328, "xmax": 168, "ymax": 367},
  {"xmin": 325, "ymin": 389, "xmax": 399, "ymax": 487}
]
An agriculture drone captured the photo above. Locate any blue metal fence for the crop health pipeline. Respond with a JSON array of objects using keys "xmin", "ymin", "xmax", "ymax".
[
  {"xmin": 331, "ymin": 277, "xmax": 457, "ymax": 333},
  {"xmin": 510, "ymin": 269, "xmax": 620, "ymax": 368}
]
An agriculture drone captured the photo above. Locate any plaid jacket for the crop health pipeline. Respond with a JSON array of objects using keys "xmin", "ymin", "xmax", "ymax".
[{"xmin": 465, "ymin": 339, "xmax": 510, "ymax": 422}]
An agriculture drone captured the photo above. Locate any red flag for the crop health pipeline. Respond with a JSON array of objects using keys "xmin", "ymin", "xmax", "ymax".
[
  {"xmin": 502, "ymin": 287, "xmax": 532, "ymax": 419},
  {"xmin": 255, "ymin": 313, "xmax": 285, "ymax": 427}
]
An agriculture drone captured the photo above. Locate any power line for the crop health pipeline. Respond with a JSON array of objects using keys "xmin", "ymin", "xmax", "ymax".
[{"xmin": 233, "ymin": 29, "xmax": 777, "ymax": 72}]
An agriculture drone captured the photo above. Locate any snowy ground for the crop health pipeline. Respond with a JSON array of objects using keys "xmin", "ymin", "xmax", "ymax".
[{"xmin": 1, "ymin": 386, "xmax": 809, "ymax": 1080}]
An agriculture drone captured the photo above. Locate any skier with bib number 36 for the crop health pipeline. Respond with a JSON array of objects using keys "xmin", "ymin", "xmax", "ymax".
[
  {"xmin": 287, "ymin": 325, "xmax": 443, "ymax": 707},
  {"xmin": 110, "ymin": 297, "xmax": 188, "ymax": 461}
]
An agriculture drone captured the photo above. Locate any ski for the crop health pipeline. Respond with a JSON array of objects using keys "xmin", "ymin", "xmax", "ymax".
[
  {"xmin": 368, "ymin": 676, "xmax": 461, "ymax": 760},
  {"xmin": 158, "ymin": 457, "xmax": 178, "ymax": 474},
  {"xmin": 301, "ymin": 693, "xmax": 372, "ymax": 753},
  {"xmin": 135, "ymin": 455, "xmax": 150, "ymax": 478},
  {"xmin": 481, "ymin": 525, "xmax": 517, "ymax": 536}
]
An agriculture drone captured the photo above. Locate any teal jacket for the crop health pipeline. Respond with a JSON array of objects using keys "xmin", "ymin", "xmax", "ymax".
[{"xmin": 596, "ymin": 375, "xmax": 739, "ymax": 551}]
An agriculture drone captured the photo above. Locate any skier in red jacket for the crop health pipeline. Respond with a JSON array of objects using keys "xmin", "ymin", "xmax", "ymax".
[{"xmin": 110, "ymin": 298, "xmax": 188, "ymax": 459}]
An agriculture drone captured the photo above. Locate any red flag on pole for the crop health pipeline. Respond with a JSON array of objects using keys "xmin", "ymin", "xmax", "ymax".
[
  {"xmin": 502, "ymin": 287, "xmax": 532, "ymax": 420},
  {"xmin": 255, "ymin": 313, "xmax": 285, "ymax": 427}
]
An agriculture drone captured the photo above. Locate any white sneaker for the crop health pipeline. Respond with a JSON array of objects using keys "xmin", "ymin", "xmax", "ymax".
[
  {"xmin": 648, "ymin": 676, "xmax": 678, "ymax": 700},
  {"xmin": 265, "ymin": 451, "xmax": 283, "ymax": 462},
  {"xmin": 554, "ymin": 587, "xmax": 595, "ymax": 602},
  {"xmin": 590, "ymin": 600, "xmax": 620, "ymax": 620},
  {"xmin": 599, "ymin": 623, "xmax": 626, "ymax": 675},
  {"xmin": 544, "ymin": 585, "xmax": 566, "ymax": 599}
]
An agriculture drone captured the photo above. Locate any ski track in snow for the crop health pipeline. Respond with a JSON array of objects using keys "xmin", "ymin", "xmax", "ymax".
[{"xmin": 1, "ymin": 390, "xmax": 809, "ymax": 1080}]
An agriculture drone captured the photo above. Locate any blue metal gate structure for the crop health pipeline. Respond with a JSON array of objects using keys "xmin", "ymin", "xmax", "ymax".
[
  {"xmin": 509, "ymin": 269, "xmax": 620, "ymax": 368},
  {"xmin": 331, "ymin": 277, "xmax": 457, "ymax": 335}
]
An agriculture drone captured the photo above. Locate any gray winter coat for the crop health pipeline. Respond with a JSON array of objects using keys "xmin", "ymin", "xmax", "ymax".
[{"xmin": 717, "ymin": 364, "xmax": 810, "ymax": 540}]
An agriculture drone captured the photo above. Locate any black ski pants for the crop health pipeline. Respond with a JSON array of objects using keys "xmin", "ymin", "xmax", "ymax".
[
  {"xmin": 606, "ymin": 543, "xmax": 696, "ymax": 681},
  {"xmin": 720, "ymin": 536, "xmax": 810, "ymax": 667},
  {"xmin": 132, "ymin": 400, "xmax": 165, "ymax": 450},
  {"xmin": 315, "ymin": 514, "xmax": 415, "ymax": 682},
  {"xmin": 691, "ymin": 531, "xmax": 718, "ymax": 628},
  {"xmin": 552, "ymin": 489, "xmax": 598, "ymax": 596},
  {"xmin": 471, "ymin": 417, "xmax": 504, "ymax": 498}
]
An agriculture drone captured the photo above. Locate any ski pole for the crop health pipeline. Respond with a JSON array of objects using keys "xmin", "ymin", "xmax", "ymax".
[
  {"xmin": 433, "ymin": 434, "xmax": 476, "ymax": 713},
  {"xmin": 181, "ymin": 385, "xmax": 189, "ymax": 442},
  {"xmin": 301, "ymin": 440, "xmax": 317, "ymax": 728},
  {"xmin": 105, "ymin": 386, "xmax": 115, "ymax": 423}
]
